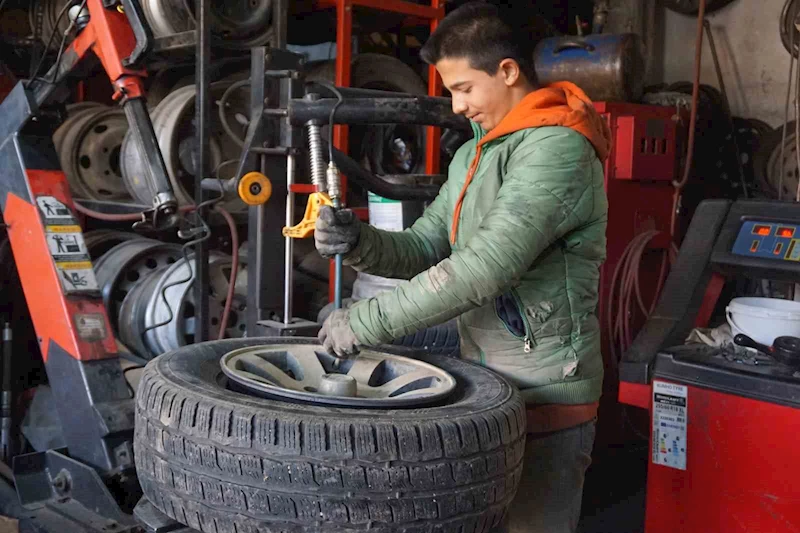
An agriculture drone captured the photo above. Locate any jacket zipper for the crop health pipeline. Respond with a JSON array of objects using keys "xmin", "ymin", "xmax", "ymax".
[
  {"xmin": 510, "ymin": 289, "xmax": 534, "ymax": 353},
  {"xmin": 496, "ymin": 289, "xmax": 534, "ymax": 353}
]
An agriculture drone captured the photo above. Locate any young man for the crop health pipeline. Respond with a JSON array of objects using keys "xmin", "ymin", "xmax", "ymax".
[{"xmin": 315, "ymin": 3, "xmax": 611, "ymax": 532}]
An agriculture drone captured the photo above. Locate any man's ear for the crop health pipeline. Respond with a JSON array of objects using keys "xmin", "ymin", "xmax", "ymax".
[{"xmin": 498, "ymin": 58, "xmax": 521, "ymax": 87}]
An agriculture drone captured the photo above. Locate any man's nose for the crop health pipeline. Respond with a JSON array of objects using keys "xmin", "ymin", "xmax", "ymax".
[{"xmin": 452, "ymin": 95, "xmax": 468, "ymax": 115}]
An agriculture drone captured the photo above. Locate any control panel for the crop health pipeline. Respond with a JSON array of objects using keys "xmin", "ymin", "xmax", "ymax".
[{"xmin": 731, "ymin": 220, "xmax": 800, "ymax": 262}]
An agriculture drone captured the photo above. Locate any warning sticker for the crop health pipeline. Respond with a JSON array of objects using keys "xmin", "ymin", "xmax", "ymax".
[
  {"xmin": 56, "ymin": 261, "xmax": 99, "ymax": 293},
  {"xmin": 46, "ymin": 230, "xmax": 88, "ymax": 261},
  {"xmin": 652, "ymin": 380, "xmax": 688, "ymax": 470},
  {"xmin": 36, "ymin": 196, "xmax": 76, "ymax": 225},
  {"xmin": 74, "ymin": 313, "xmax": 108, "ymax": 342}
]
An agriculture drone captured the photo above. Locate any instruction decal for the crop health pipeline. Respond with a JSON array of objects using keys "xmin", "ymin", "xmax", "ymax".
[
  {"xmin": 46, "ymin": 227, "xmax": 88, "ymax": 261},
  {"xmin": 36, "ymin": 196, "xmax": 76, "ymax": 225},
  {"xmin": 652, "ymin": 380, "xmax": 688, "ymax": 470},
  {"xmin": 55, "ymin": 261, "xmax": 98, "ymax": 293},
  {"xmin": 74, "ymin": 313, "xmax": 108, "ymax": 342}
]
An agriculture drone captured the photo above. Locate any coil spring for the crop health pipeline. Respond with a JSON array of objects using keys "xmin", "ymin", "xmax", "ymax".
[{"xmin": 307, "ymin": 124, "xmax": 326, "ymax": 191}]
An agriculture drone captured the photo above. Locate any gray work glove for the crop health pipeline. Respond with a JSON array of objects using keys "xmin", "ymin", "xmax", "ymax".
[
  {"xmin": 315, "ymin": 205, "xmax": 361, "ymax": 259},
  {"xmin": 319, "ymin": 309, "xmax": 361, "ymax": 357}
]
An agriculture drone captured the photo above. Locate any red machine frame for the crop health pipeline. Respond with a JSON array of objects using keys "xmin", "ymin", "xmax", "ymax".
[
  {"xmin": 594, "ymin": 102, "xmax": 684, "ymax": 446},
  {"xmin": 315, "ymin": 0, "xmax": 444, "ymax": 299}
]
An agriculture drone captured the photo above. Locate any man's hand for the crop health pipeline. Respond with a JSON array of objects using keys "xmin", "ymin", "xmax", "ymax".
[
  {"xmin": 315, "ymin": 206, "xmax": 361, "ymax": 259},
  {"xmin": 318, "ymin": 309, "xmax": 361, "ymax": 356}
]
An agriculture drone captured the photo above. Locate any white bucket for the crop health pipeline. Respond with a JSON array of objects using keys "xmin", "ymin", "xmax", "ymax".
[{"xmin": 726, "ymin": 297, "xmax": 800, "ymax": 346}]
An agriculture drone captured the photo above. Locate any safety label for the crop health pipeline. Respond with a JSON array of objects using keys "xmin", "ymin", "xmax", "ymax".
[
  {"xmin": 37, "ymin": 196, "xmax": 76, "ymax": 225},
  {"xmin": 46, "ymin": 228, "xmax": 88, "ymax": 261},
  {"xmin": 652, "ymin": 380, "xmax": 688, "ymax": 470},
  {"xmin": 55, "ymin": 261, "xmax": 99, "ymax": 293},
  {"xmin": 74, "ymin": 313, "xmax": 107, "ymax": 342},
  {"xmin": 368, "ymin": 192, "xmax": 404, "ymax": 232}
]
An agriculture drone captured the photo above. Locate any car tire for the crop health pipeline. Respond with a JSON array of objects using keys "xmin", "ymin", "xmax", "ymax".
[{"xmin": 134, "ymin": 338, "xmax": 525, "ymax": 533}]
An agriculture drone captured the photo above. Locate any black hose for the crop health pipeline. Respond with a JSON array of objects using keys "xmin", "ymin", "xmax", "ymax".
[{"xmin": 329, "ymin": 142, "xmax": 442, "ymax": 201}]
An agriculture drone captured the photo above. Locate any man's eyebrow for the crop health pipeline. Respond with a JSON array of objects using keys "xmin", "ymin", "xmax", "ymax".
[{"xmin": 450, "ymin": 81, "xmax": 469, "ymax": 90}]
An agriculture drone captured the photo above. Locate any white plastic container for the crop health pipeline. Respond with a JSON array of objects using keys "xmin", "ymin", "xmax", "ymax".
[{"xmin": 726, "ymin": 297, "xmax": 800, "ymax": 346}]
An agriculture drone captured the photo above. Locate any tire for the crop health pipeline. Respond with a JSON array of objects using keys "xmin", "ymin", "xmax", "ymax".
[
  {"xmin": 754, "ymin": 122, "xmax": 794, "ymax": 199},
  {"xmin": 662, "ymin": 0, "xmax": 737, "ymax": 15},
  {"xmin": 134, "ymin": 338, "xmax": 525, "ymax": 533}
]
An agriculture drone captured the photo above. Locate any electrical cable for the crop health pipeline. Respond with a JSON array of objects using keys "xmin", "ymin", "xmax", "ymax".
[
  {"xmin": 779, "ymin": 13, "xmax": 796, "ymax": 201},
  {"xmin": 607, "ymin": 0, "xmax": 705, "ymax": 363},
  {"xmin": 670, "ymin": 0, "xmax": 706, "ymax": 238},
  {"xmin": 140, "ymin": 158, "xmax": 231, "ymax": 341},
  {"xmin": 46, "ymin": 0, "xmax": 86, "ymax": 85},
  {"xmin": 795, "ymin": 44, "xmax": 800, "ymax": 201},
  {"xmin": 215, "ymin": 206, "xmax": 239, "ymax": 339},
  {"xmin": 75, "ymin": 161, "xmax": 240, "ymax": 346},
  {"xmin": 607, "ymin": 231, "xmax": 678, "ymax": 363},
  {"xmin": 26, "ymin": 0, "xmax": 75, "ymax": 87},
  {"xmin": 308, "ymin": 80, "xmax": 345, "ymax": 163}
]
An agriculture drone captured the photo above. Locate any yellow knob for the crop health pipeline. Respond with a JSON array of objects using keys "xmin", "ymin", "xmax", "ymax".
[{"xmin": 238, "ymin": 172, "xmax": 272, "ymax": 206}]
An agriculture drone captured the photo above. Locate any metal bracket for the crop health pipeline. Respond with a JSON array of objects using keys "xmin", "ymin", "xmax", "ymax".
[
  {"xmin": 119, "ymin": 0, "xmax": 153, "ymax": 67},
  {"xmin": 134, "ymin": 498, "xmax": 192, "ymax": 533},
  {"xmin": 12, "ymin": 450, "xmax": 138, "ymax": 532},
  {"xmin": 255, "ymin": 318, "xmax": 321, "ymax": 337}
]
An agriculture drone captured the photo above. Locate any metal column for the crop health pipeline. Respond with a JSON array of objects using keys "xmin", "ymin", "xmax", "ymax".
[{"xmin": 193, "ymin": 0, "xmax": 211, "ymax": 341}]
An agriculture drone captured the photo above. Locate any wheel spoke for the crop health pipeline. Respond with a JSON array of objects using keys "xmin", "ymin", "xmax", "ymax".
[
  {"xmin": 361, "ymin": 369, "xmax": 439, "ymax": 398},
  {"xmin": 209, "ymin": 266, "xmax": 230, "ymax": 300},
  {"xmin": 237, "ymin": 353, "xmax": 303, "ymax": 390},
  {"xmin": 287, "ymin": 346, "xmax": 327, "ymax": 383},
  {"xmin": 346, "ymin": 356, "xmax": 384, "ymax": 385}
]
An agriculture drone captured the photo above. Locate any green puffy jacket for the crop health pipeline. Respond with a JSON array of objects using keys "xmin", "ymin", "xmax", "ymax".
[{"xmin": 344, "ymin": 119, "xmax": 608, "ymax": 406}]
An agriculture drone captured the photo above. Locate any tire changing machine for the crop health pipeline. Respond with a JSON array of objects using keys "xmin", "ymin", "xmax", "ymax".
[{"xmin": 0, "ymin": 0, "xmax": 471, "ymax": 531}]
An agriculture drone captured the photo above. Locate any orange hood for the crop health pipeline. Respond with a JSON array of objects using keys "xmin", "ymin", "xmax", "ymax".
[
  {"xmin": 477, "ymin": 81, "xmax": 611, "ymax": 159},
  {"xmin": 450, "ymin": 82, "xmax": 611, "ymax": 244}
]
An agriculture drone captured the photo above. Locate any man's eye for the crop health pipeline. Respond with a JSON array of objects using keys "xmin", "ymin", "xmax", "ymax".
[{"xmin": 463, "ymin": 87, "xmax": 472, "ymax": 94}]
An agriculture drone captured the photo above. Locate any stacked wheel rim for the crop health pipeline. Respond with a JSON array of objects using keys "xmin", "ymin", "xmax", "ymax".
[
  {"xmin": 53, "ymin": 105, "xmax": 133, "ymax": 201},
  {"xmin": 121, "ymin": 82, "xmax": 249, "ymax": 212}
]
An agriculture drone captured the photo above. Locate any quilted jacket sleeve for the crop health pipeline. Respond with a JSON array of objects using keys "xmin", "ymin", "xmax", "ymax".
[
  {"xmin": 343, "ymin": 178, "xmax": 452, "ymax": 280},
  {"xmin": 348, "ymin": 132, "xmax": 601, "ymax": 345}
]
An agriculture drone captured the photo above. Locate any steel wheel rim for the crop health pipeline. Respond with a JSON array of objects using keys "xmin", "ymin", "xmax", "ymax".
[
  {"xmin": 83, "ymin": 230, "xmax": 142, "ymax": 261},
  {"xmin": 143, "ymin": 252, "xmax": 246, "ymax": 355},
  {"xmin": 57, "ymin": 108, "xmax": 132, "ymax": 201},
  {"xmin": 765, "ymin": 128, "xmax": 800, "ymax": 199},
  {"xmin": 782, "ymin": 0, "xmax": 800, "ymax": 57},
  {"xmin": 220, "ymin": 344, "xmax": 457, "ymax": 407},
  {"xmin": 119, "ymin": 264, "xmax": 171, "ymax": 359},
  {"xmin": 121, "ymin": 82, "xmax": 246, "ymax": 211},
  {"xmin": 94, "ymin": 239, "xmax": 183, "ymax": 332}
]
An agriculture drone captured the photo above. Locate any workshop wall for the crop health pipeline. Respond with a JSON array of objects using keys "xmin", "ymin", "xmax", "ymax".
[{"xmin": 659, "ymin": 0, "xmax": 792, "ymax": 127}]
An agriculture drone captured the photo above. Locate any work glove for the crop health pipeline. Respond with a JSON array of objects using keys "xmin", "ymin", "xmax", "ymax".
[
  {"xmin": 315, "ymin": 205, "xmax": 361, "ymax": 259},
  {"xmin": 319, "ymin": 308, "xmax": 361, "ymax": 357}
]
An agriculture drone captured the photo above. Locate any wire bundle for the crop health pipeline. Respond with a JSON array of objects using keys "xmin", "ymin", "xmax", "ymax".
[{"xmin": 606, "ymin": 231, "xmax": 678, "ymax": 365}]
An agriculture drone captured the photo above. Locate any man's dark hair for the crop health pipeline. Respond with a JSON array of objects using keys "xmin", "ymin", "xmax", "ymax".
[{"xmin": 420, "ymin": 1, "xmax": 536, "ymax": 83}]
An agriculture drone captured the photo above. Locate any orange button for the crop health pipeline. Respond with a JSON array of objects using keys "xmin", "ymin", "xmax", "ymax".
[
  {"xmin": 751, "ymin": 240, "xmax": 760, "ymax": 252},
  {"xmin": 775, "ymin": 242, "xmax": 784, "ymax": 255}
]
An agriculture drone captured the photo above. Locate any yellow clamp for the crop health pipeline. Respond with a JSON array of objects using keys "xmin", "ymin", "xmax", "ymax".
[
  {"xmin": 282, "ymin": 192, "xmax": 332, "ymax": 238},
  {"xmin": 238, "ymin": 172, "xmax": 272, "ymax": 206}
]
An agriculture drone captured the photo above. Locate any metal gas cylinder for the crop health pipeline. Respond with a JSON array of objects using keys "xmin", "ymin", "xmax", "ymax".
[{"xmin": 534, "ymin": 33, "xmax": 645, "ymax": 102}]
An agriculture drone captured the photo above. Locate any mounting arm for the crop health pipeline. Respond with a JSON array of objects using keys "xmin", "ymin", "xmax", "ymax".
[{"xmin": 29, "ymin": 0, "xmax": 178, "ymax": 230}]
